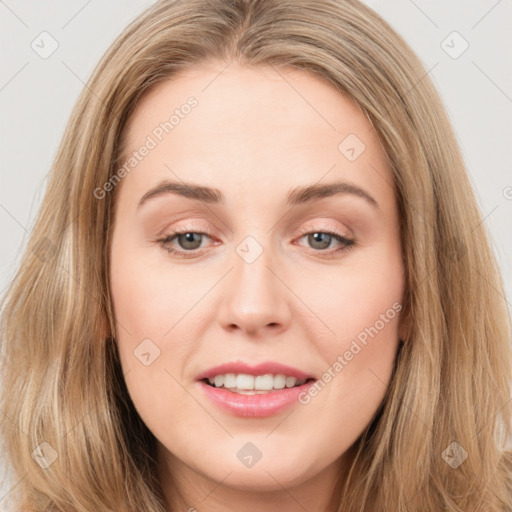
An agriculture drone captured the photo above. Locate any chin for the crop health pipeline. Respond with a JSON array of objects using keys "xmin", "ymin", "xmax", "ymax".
[
  {"xmin": 189, "ymin": 441, "xmax": 320, "ymax": 491},
  {"xmin": 204, "ymin": 461, "xmax": 315, "ymax": 492}
]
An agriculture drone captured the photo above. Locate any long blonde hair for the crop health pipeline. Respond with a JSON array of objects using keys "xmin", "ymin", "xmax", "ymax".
[{"xmin": 1, "ymin": 0, "xmax": 511, "ymax": 510}]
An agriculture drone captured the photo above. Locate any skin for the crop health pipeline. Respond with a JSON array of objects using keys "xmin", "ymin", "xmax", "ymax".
[{"xmin": 109, "ymin": 60, "xmax": 406, "ymax": 512}]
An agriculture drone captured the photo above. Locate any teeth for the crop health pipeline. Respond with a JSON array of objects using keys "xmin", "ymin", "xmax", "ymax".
[
  {"xmin": 224, "ymin": 373, "xmax": 237, "ymax": 388},
  {"xmin": 237, "ymin": 374, "xmax": 254, "ymax": 390},
  {"xmin": 206, "ymin": 373, "xmax": 308, "ymax": 392},
  {"xmin": 272, "ymin": 374, "xmax": 286, "ymax": 389},
  {"xmin": 285, "ymin": 376, "xmax": 297, "ymax": 388}
]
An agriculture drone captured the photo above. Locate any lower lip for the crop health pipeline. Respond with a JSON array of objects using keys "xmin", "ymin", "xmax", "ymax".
[{"xmin": 198, "ymin": 380, "xmax": 316, "ymax": 418}]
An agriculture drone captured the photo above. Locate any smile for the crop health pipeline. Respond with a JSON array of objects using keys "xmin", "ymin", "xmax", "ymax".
[{"xmin": 204, "ymin": 373, "xmax": 311, "ymax": 394}]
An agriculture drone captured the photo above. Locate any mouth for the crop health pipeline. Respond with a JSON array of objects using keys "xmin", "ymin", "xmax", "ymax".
[
  {"xmin": 196, "ymin": 360, "xmax": 317, "ymax": 418},
  {"xmin": 201, "ymin": 373, "xmax": 316, "ymax": 395},
  {"xmin": 195, "ymin": 361, "xmax": 318, "ymax": 418}
]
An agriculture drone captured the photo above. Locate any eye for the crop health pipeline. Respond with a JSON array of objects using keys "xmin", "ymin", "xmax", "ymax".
[
  {"xmin": 295, "ymin": 229, "xmax": 355, "ymax": 255},
  {"xmin": 157, "ymin": 228, "xmax": 356, "ymax": 258},
  {"xmin": 158, "ymin": 230, "xmax": 213, "ymax": 258}
]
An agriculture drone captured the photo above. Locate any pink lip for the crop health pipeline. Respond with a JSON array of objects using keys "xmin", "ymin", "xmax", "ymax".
[
  {"xmin": 195, "ymin": 360, "xmax": 316, "ymax": 418},
  {"xmin": 195, "ymin": 360, "xmax": 315, "ymax": 381},
  {"xmin": 198, "ymin": 380, "xmax": 316, "ymax": 418}
]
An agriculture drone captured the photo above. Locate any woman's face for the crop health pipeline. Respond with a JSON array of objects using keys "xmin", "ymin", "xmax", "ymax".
[{"xmin": 109, "ymin": 61, "xmax": 405, "ymax": 503}]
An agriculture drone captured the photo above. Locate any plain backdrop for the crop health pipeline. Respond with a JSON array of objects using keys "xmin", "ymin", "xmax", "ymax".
[{"xmin": 1, "ymin": 0, "xmax": 511, "ymax": 508}]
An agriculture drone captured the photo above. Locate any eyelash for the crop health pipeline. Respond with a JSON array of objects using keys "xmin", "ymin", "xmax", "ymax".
[{"xmin": 157, "ymin": 226, "xmax": 356, "ymax": 259}]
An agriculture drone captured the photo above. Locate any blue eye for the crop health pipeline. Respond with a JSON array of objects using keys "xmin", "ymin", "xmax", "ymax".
[
  {"xmin": 299, "ymin": 231, "xmax": 355, "ymax": 252},
  {"xmin": 157, "ymin": 229, "xmax": 355, "ymax": 258},
  {"xmin": 158, "ymin": 231, "xmax": 210, "ymax": 257}
]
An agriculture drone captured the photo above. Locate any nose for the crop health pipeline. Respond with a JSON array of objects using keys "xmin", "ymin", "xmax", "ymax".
[{"xmin": 217, "ymin": 244, "xmax": 292, "ymax": 337}]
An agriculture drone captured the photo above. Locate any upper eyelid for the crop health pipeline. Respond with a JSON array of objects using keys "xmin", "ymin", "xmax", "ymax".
[
  {"xmin": 164, "ymin": 216, "xmax": 352, "ymax": 234},
  {"xmin": 162, "ymin": 226, "xmax": 351, "ymax": 240}
]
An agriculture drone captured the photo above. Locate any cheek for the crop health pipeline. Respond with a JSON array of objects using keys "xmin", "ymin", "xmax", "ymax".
[
  {"xmin": 109, "ymin": 252, "xmax": 197, "ymax": 437},
  {"xmin": 298, "ymin": 246, "xmax": 404, "ymax": 356},
  {"xmin": 294, "ymin": 245, "xmax": 404, "ymax": 416},
  {"xmin": 109, "ymin": 240, "xmax": 208, "ymax": 346},
  {"xmin": 109, "ymin": 240, "xmax": 214, "ymax": 430}
]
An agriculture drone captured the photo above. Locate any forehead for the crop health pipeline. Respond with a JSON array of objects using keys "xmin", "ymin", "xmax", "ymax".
[
  {"xmin": 117, "ymin": 61, "xmax": 392, "ymax": 210},
  {"xmin": 124, "ymin": 61, "xmax": 371, "ymax": 149}
]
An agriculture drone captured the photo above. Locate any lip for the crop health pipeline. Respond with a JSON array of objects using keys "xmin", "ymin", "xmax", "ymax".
[
  {"xmin": 195, "ymin": 360, "xmax": 317, "ymax": 418},
  {"xmin": 198, "ymin": 379, "xmax": 316, "ymax": 418},
  {"xmin": 195, "ymin": 360, "xmax": 315, "ymax": 381}
]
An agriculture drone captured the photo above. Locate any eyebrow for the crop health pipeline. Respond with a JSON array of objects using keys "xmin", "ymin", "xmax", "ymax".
[{"xmin": 137, "ymin": 179, "xmax": 379, "ymax": 209}]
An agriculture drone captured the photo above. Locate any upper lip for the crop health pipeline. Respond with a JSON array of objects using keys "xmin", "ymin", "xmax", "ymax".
[{"xmin": 196, "ymin": 361, "xmax": 316, "ymax": 381}]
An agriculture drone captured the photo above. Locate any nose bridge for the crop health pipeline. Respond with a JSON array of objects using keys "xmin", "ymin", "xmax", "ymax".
[
  {"xmin": 217, "ymin": 232, "xmax": 290, "ymax": 334},
  {"xmin": 233, "ymin": 233, "xmax": 279, "ymax": 303}
]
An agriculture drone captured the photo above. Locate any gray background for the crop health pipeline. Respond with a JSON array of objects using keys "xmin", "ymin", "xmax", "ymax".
[{"xmin": 1, "ymin": 0, "xmax": 511, "ymax": 507}]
